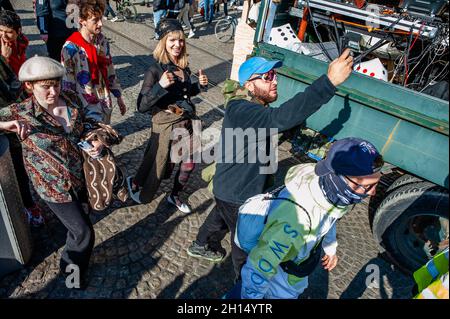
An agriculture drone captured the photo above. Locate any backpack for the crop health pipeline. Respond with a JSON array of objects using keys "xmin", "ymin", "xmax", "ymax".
[
  {"xmin": 235, "ymin": 186, "xmax": 326, "ymax": 278},
  {"xmin": 234, "ymin": 186, "xmax": 312, "ymax": 254}
]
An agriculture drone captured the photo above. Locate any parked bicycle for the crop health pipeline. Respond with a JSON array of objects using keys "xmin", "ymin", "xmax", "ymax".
[
  {"xmin": 115, "ymin": 0, "xmax": 138, "ymax": 21},
  {"xmin": 214, "ymin": 11, "xmax": 239, "ymax": 42}
]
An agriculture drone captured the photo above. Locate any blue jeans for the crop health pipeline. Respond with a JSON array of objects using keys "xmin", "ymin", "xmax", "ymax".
[
  {"xmin": 153, "ymin": 9, "xmax": 167, "ymax": 36},
  {"xmin": 105, "ymin": 3, "xmax": 117, "ymax": 18},
  {"xmin": 204, "ymin": 0, "xmax": 214, "ymax": 23}
]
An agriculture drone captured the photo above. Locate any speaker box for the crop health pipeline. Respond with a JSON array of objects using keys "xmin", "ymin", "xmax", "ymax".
[{"xmin": 0, "ymin": 135, "xmax": 32, "ymax": 278}]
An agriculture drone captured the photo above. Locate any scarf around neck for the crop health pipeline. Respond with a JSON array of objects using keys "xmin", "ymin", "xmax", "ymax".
[{"xmin": 318, "ymin": 172, "xmax": 368, "ymax": 207}]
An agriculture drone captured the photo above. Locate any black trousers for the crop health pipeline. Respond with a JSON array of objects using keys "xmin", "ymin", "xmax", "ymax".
[
  {"xmin": 7, "ymin": 134, "xmax": 34, "ymax": 208},
  {"xmin": 45, "ymin": 199, "xmax": 95, "ymax": 277},
  {"xmin": 46, "ymin": 36, "xmax": 69, "ymax": 61},
  {"xmin": 196, "ymin": 197, "xmax": 247, "ymax": 279}
]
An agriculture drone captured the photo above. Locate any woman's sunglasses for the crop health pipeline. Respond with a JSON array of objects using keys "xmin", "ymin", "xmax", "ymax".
[{"xmin": 248, "ymin": 69, "xmax": 277, "ymax": 82}]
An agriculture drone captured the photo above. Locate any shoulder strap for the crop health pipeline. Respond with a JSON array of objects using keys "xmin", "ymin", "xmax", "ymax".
[
  {"xmin": 263, "ymin": 184, "xmax": 285, "ymax": 199},
  {"xmin": 262, "ymin": 185, "xmax": 312, "ymax": 235}
]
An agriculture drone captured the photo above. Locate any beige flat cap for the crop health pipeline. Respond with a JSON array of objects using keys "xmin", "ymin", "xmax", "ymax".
[{"xmin": 18, "ymin": 56, "xmax": 65, "ymax": 82}]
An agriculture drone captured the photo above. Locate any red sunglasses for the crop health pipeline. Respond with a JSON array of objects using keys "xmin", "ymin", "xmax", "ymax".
[{"xmin": 249, "ymin": 69, "xmax": 277, "ymax": 82}]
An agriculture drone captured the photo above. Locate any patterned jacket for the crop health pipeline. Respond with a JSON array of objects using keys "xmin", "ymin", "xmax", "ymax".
[
  {"xmin": 0, "ymin": 91, "xmax": 87, "ymax": 203},
  {"xmin": 61, "ymin": 32, "xmax": 122, "ymax": 124}
]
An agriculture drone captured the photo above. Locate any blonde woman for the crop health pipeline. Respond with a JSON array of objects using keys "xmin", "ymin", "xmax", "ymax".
[{"xmin": 127, "ymin": 19, "xmax": 208, "ymax": 213}]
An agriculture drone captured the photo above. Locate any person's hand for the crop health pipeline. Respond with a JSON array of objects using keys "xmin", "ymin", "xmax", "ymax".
[
  {"xmin": 86, "ymin": 139, "xmax": 104, "ymax": 158},
  {"xmin": 40, "ymin": 34, "xmax": 49, "ymax": 43},
  {"xmin": 327, "ymin": 48, "xmax": 353, "ymax": 87},
  {"xmin": 159, "ymin": 70, "xmax": 176, "ymax": 88},
  {"xmin": 198, "ymin": 69, "xmax": 208, "ymax": 87},
  {"xmin": 322, "ymin": 254, "xmax": 338, "ymax": 271},
  {"xmin": 0, "ymin": 120, "xmax": 31, "ymax": 140},
  {"xmin": 1, "ymin": 38, "xmax": 13, "ymax": 60},
  {"xmin": 117, "ymin": 96, "xmax": 127, "ymax": 116}
]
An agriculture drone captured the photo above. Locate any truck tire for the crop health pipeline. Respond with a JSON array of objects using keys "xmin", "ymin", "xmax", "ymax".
[
  {"xmin": 373, "ymin": 182, "xmax": 449, "ymax": 273},
  {"xmin": 385, "ymin": 174, "xmax": 428, "ymax": 193}
]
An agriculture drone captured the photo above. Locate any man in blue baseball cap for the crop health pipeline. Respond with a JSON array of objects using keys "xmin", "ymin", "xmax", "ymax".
[{"xmin": 188, "ymin": 49, "xmax": 354, "ymax": 280}]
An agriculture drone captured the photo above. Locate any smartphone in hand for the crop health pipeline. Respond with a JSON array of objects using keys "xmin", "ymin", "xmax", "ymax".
[
  {"xmin": 78, "ymin": 140, "xmax": 104, "ymax": 159},
  {"xmin": 77, "ymin": 140, "xmax": 93, "ymax": 151}
]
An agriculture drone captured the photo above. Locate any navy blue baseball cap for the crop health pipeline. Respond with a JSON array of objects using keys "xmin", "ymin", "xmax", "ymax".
[
  {"xmin": 238, "ymin": 57, "xmax": 283, "ymax": 86},
  {"xmin": 315, "ymin": 137, "xmax": 383, "ymax": 177}
]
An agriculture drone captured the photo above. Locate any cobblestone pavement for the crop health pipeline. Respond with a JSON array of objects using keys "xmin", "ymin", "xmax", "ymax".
[{"xmin": 0, "ymin": 0, "xmax": 415, "ymax": 299}]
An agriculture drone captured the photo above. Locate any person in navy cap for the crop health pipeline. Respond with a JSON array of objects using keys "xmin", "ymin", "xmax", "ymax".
[
  {"xmin": 234, "ymin": 137, "xmax": 384, "ymax": 299},
  {"xmin": 315, "ymin": 137, "xmax": 385, "ymax": 206},
  {"xmin": 187, "ymin": 48, "xmax": 355, "ymax": 280}
]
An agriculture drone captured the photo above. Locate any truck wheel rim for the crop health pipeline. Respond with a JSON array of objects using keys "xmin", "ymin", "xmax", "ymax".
[{"xmin": 396, "ymin": 214, "xmax": 449, "ymax": 266}]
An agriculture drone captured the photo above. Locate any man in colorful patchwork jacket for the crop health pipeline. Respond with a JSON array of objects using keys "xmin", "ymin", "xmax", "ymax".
[
  {"xmin": 61, "ymin": 0, "xmax": 126, "ymax": 124},
  {"xmin": 239, "ymin": 137, "xmax": 384, "ymax": 299}
]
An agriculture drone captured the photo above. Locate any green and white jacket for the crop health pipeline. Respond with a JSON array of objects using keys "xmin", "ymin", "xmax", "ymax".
[{"xmin": 241, "ymin": 163, "xmax": 349, "ymax": 299}]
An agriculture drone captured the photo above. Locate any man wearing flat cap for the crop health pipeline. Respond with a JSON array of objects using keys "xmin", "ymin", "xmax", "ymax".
[
  {"xmin": 188, "ymin": 49, "xmax": 355, "ymax": 281},
  {"xmin": 0, "ymin": 56, "xmax": 110, "ymax": 289}
]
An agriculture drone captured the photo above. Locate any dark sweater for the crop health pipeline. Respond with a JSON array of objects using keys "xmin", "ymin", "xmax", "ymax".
[{"xmin": 213, "ymin": 74, "xmax": 336, "ymax": 204}]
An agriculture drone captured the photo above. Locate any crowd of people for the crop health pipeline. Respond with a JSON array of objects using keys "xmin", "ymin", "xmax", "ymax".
[
  {"xmin": 98, "ymin": 0, "xmax": 237, "ymax": 39},
  {"xmin": 0, "ymin": 0, "xmax": 447, "ymax": 299},
  {"xmin": 150, "ymin": 0, "xmax": 237, "ymax": 39}
]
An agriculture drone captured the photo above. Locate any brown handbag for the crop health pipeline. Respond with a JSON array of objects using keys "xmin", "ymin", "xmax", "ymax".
[{"xmin": 81, "ymin": 123, "xmax": 128, "ymax": 211}]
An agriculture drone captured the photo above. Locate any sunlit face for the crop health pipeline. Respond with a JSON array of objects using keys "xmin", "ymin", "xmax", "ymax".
[
  {"xmin": 80, "ymin": 13, "xmax": 103, "ymax": 35},
  {"xmin": 165, "ymin": 32, "xmax": 185, "ymax": 59},
  {"xmin": 344, "ymin": 172, "xmax": 382, "ymax": 196},
  {"xmin": 0, "ymin": 25, "xmax": 19, "ymax": 43},
  {"xmin": 245, "ymin": 70, "xmax": 278, "ymax": 104},
  {"xmin": 26, "ymin": 80, "xmax": 61, "ymax": 108}
]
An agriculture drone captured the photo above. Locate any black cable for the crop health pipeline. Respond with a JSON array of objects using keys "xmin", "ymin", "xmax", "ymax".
[
  {"xmin": 381, "ymin": 13, "xmax": 404, "ymax": 32},
  {"xmin": 306, "ymin": 2, "xmax": 404, "ymax": 62},
  {"xmin": 353, "ymin": 14, "xmax": 405, "ymax": 65},
  {"xmin": 331, "ymin": 16, "xmax": 342, "ymax": 55},
  {"xmin": 353, "ymin": 38, "xmax": 391, "ymax": 64},
  {"xmin": 305, "ymin": 0, "xmax": 333, "ymax": 62},
  {"xmin": 403, "ymin": 24, "xmax": 415, "ymax": 85}
]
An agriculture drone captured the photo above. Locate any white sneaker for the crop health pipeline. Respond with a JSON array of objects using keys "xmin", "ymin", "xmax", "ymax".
[
  {"xmin": 167, "ymin": 194, "xmax": 192, "ymax": 214},
  {"xmin": 188, "ymin": 30, "xmax": 195, "ymax": 38},
  {"xmin": 111, "ymin": 16, "xmax": 123, "ymax": 22},
  {"xmin": 103, "ymin": 16, "xmax": 108, "ymax": 20},
  {"xmin": 126, "ymin": 176, "xmax": 141, "ymax": 204}
]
